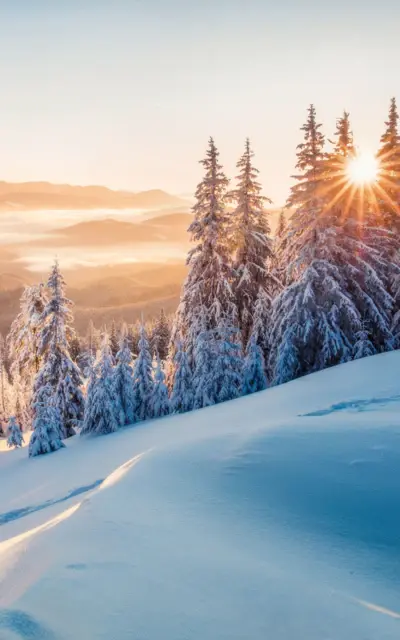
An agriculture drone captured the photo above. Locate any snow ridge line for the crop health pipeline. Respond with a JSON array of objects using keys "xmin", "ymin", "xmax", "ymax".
[{"xmin": 0, "ymin": 450, "xmax": 148, "ymax": 554}]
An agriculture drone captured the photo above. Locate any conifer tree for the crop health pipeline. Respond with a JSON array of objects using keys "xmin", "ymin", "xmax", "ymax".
[
  {"xmin": 152, "ymin": 309, "xmax": 170, "ymax": 361},
  {"xmin": 8, "ymin": 284, "xmax": 48, "ymax": 388},
  {"xmin": 170, "ymin": 340, "xmax": 194, "ymax": 414},
  {"xmin": 251, "ymin": 287, "xmax": 272, "ymax": 365},
  {"xmin": 132, "ymin": 323, "xmax": 154, "ymax": 422},
  {"xmin": 150, "ymin": 354, "xmax": 170, "ymax": 418},
  {"xmin": 29, "ymin": 384, "xmax": 64, "ymax": 457},
  {"xmin": 243, "ymin": 334, "xmax": 267, "ymax": 395},
  {"xmin": 81, "ymin": 334, "xmax": 118, "ymax": 436},
  {"xmin": 36, "ymin": 261, "xmax": 84, "ymax": 438},
  {"xmin": 173, "ymin": 138, "xmax": 236, "ymax": 358},
  {"xmin": 113, "ymin": 328, "xmax": 136, "ymax": 427},
  {"xmin": 227, "ymin": 139, "xmax": 276, "ymax": 344},
  {"xmin": 377, "ymin": 97, "xmax": 400, "ymax": 227},
  {"xmin": 7, "ymin": 416, "xmax": 24, "ymax": 449},
  {"xmin": 270, "ymin": 107, "xmax": 361, "ymax": 382},
  {"xmin": 352, "ymin": 327, "xmax": 377, "ymax": 360},
  {"xmin": 214, "ymin": 319, "xmax": 243, "ymax": 404},
  {"xmin": 192, "ymin": 326, "xmax": 216, "ymax": 410},
  {"xmin": 109, "ymin": 320, "xmax": 119, "ymax": 359}
]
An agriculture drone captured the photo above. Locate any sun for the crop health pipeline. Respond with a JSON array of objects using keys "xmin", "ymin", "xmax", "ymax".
[{"xmin": 346, "ymin": 151, "xmax": 380, "ymax": 185}]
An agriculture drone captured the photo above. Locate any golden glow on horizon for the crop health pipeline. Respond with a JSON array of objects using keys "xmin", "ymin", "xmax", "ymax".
[{"xmin": 346, "ymin": 152, "xmax": 380, "ymax": 185}]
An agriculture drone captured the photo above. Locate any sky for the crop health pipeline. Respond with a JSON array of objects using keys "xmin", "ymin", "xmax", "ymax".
[{"xmin": 0, "ymin": 0, "xmax": 399, "ymax": 204}]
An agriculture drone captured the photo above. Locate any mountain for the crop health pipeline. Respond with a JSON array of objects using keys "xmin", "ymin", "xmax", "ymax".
[
  {"xmin": 32, "ymin": 213, "xmax": 193, "ymax": 247},
  {"xmin": 0, "ymin": 182, "xmax": 190, "ymax": 211},
  {"xmin": 0, "ymin": 352, "xmax": 399, "ymax": 638}
]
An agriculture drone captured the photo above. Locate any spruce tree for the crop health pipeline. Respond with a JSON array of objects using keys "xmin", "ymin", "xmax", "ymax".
[
  {"xmin": 29, "ymin": 384, "xmax": 64, "ymax": 457},
  {"xmin": 150, "ymin": 354, "xmax": 170, "ymax": 418},
  {"xmin": 81, "ymin": 334, "xmax": 118, "ymax": 436},
  {"xmin": 192, "ymin": 327, "xmax": 216, "ymax": 410},
  {"xmin": 173, "ymin": 138, "xmax": 236, "ymax": 359},
  {"xmin": 109, "ymin": 320, "xmax": 119, "ymax": 359},
  {"xmin": 214, "ymin": 319, "xmax": 243, "ymax": 404},
  {"xmin": 170, "ymin": 340, "xmax": 194, "ymax": 414},
  {"xmin": 132, "ymin": 323, "xmax": 154, "ymax": 422},
  {"xmin": 8, "ymin": 284, "xmax": 48, "ymax": 388},
  {"xmin": 7, "ymin": 416, "xmax": 24, "ymax": 449},
  {"xmin": 251, "ymin": 287, "xmax": 272, "ymax": 365},
  {"xmin": 243, "ymin": 334, "xmax": 267, "ymax": 395},
  {"xmin": 377, "ymin": 96, "xmax": 400, "ymax": 229},
  {"xmin": 113, "ymin": 328, "xmax": 136, "ymax": 427},
  {"xmin": 153, "ymin": 309, "xmax": 170, "ymax": 361},
  {"xmin": 228, "ymin": 139, "xmax": 276, "ymax": 344},
  {"xmin": 37, "ymin": 261, "xmax": 84, "ymax": 438},
  {"xmin": 352, "ymin": 327, "xmax": 377, "ymax": 360},
  {"xmin": 269, "ymin": 107, "xmax": 361, "ymax": 382}
]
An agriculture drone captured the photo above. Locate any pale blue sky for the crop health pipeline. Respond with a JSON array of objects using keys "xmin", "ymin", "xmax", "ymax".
[{"xmin": 0, "ymin": 0, "xmax": 398, "ymax": 203}]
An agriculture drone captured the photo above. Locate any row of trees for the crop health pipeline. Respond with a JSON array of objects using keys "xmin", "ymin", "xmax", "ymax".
[
  {"xmin": 3, "ymin": 97, "xmax": 400, "ymax": 457},
  {"xmin": 171, "ymin": 99, "xmax": 400, "ymax": 391}
]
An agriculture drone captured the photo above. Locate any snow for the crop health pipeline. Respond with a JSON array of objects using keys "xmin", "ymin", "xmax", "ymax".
[{"xmin": 0, "ymin": 351, "xmax": 400, "ymax": 638}]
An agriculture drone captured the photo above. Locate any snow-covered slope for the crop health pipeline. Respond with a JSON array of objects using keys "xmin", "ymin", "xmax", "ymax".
[{"xmin": 0, "ymin": 352, "xmax": 399, "ymax": 639}]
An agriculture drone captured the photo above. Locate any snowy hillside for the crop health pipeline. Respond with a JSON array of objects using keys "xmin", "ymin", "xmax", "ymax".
[{"xmin": 0, "ymin": 352, "xmax": 399, "ymax": 639}]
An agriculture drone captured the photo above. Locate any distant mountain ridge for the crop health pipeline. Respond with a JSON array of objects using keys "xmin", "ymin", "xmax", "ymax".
[{"xmin": 0, "ymin": 181, "xmax": 190, "ymax": 211}]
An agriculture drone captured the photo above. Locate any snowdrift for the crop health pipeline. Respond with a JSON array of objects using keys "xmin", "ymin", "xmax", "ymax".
[{"xmin": 0, "ymin": 351, "xmax": 399, "ymax": 639}]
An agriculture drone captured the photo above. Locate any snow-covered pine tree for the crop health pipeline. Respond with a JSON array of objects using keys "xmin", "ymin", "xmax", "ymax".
[
  {"xmin": 377, "ymin": 97, "xmax": 400, "ymax": 230},
  {"xmin": 109, "ymin": 320, "xmax": 119, "ymax": 359},
  {"xmin": 173, "ymin": 138, "xmax": 237, "ymax": 360},
  {"xmin": 352, "ymin": 327, "xmax": 377, "ymax": 360},
  {"xmin": 251, "ymin": 287, "xmax": 272, "ymax": 366},
  {"xmin": 213, "ymin": 317, "xmax": 243, "ymax": 404},
  {"xmin": 29, "ymin": 384, "xmax": 65, "ymax": 457},
  {"xmin": 81, "ymin": 334, "xmax": 119, "ymax": 436},
  {"xmin": 170, "ymin": 340, "xmax": 194, "ymax": 414},
  {"xmin": 150, "ymin": 353, "xmax": 170, "ymax": 418},
  {"xmin": 15, "ymin": 380, "xmax": 31, "ymax": 433},
  {"xmin": 0, "ymin": 334, "xmax": 12, "ymax": 435},
  {"xmin": 36, "ymin": 261, "xmax": 84, "ymax": 438},
  {"xmin": 152, "ymin": 309, "xmax": 170, "ymax": 361},
  {"xmin": 132, "ymin": 322, "xmax": 154, "ymax": 422},
  {"xmin": 272, "ymin": 208, "xmax": 289, "ymax": 292},
  {"xmin": 269, "ymin": 106, "xmax": 361, "ymax": 382},
  {"xmin": 8, "ymin": 284, "xmax": 48, "ymax": 388},
  {"xmin": 7, "ymin": 416, "xmax": 24, "ymax": 449},
  {"xmin": 242, "ymin": 334, "xmax": 267, "ymax": 395},
  {"xmin": 227, "ymin": 139, "xmax": 276, "ymax": 344},
  {"xmin": 113, "ymin": 327, "xmax": 136, "ymax": 427},
  {"xmin": 324, "ymin": 111, "xmax": 394, "ymax": 353},
  {"xmin": 192, "ymin": 325, "xmax": 216, "ymax": 410}
]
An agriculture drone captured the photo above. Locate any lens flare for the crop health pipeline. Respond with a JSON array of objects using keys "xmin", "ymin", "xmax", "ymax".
[{"xmin": 347, "ymin": 152, "xmax": 379, "ymax": 185}]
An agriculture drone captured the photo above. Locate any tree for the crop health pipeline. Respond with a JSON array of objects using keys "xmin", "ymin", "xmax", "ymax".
[
  {"xmin": 113, "ymin": 328, "xmax": 136, "ymax": 427},
  {"xmin": 0, "ymin": 334, "xmax": 12, "ymax": 435},
  {"xmin": 29, "ymin": 384, "xmax": 65, "ymax": 457},
  {"xmin": 270, "ymin": 259, "xmax": 357, "ymax": 384},
  {"xmin": 272, "ymin": 209, "xmax": 288, "ymax": 291},
  {"xmin": 7, "ymin": 416, "xmax": 24, "ymax": 449},
  {"xmin": 377, "ymin": 96, "xmax": 400, "ymax": 228},
  {"xmin": 150, "ymin": 354, "xmax": 170, "ymax": 418},
  {"xmin": 132, "ymin": 323, "xmax": 154, "ymax": 422},
  {"xmin": 214, "ymin": 320, "xmax": 243, "ymax": 404},
  {"xmin": 192, "ymin": 326, "xmax": 216, "ymax": 410},
  {"xmin": 81, "ymin": 334, "xmax": 119, "ymax": 436},
  {"xmin": 36, "ymin": 261, "xmax": 84, "ymax": 438},
  {"xmin": 109, "ymin": 320, "xmax": 119, "ymax": 359},
  {"xmin": 152, "ymin": 309, "xmax": 170, "ymax": 361},
  {"xmin": 173, "ymin": 138, "xmax": 236, "ymax": 360},
  {"xmin": 170, "ymin": 340, "xmax": 194, "ymax": 414},
  {"xmin": 8, "ymin": 284, "xmax": 48, "ymax": 388},
  {"xmin": 270, "ymin": 107, "xmax": 360, "ymax": 383},
  {"xmin": 243, "ymin": 334, "xmax": 267, "ymax": 395},
  {"xmin": 251, "ymin": 287, "xmax": 272, "ymax": 365},
  {"xmin": 228, "ymin": 139, "xmax": 276, "ymax": 344},
  {"xmin": 352, "ymin": 327, "xmax": 377, "ymax": 360}
]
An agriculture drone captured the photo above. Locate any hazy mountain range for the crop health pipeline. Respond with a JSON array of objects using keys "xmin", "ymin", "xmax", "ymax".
[
  {"xmin": 0, "ymin": 181, "xmax": 190, "ymax": 211},
  {"xmin": 0, "ymin": 181, "xmax": 284, "ymax": 335}
]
